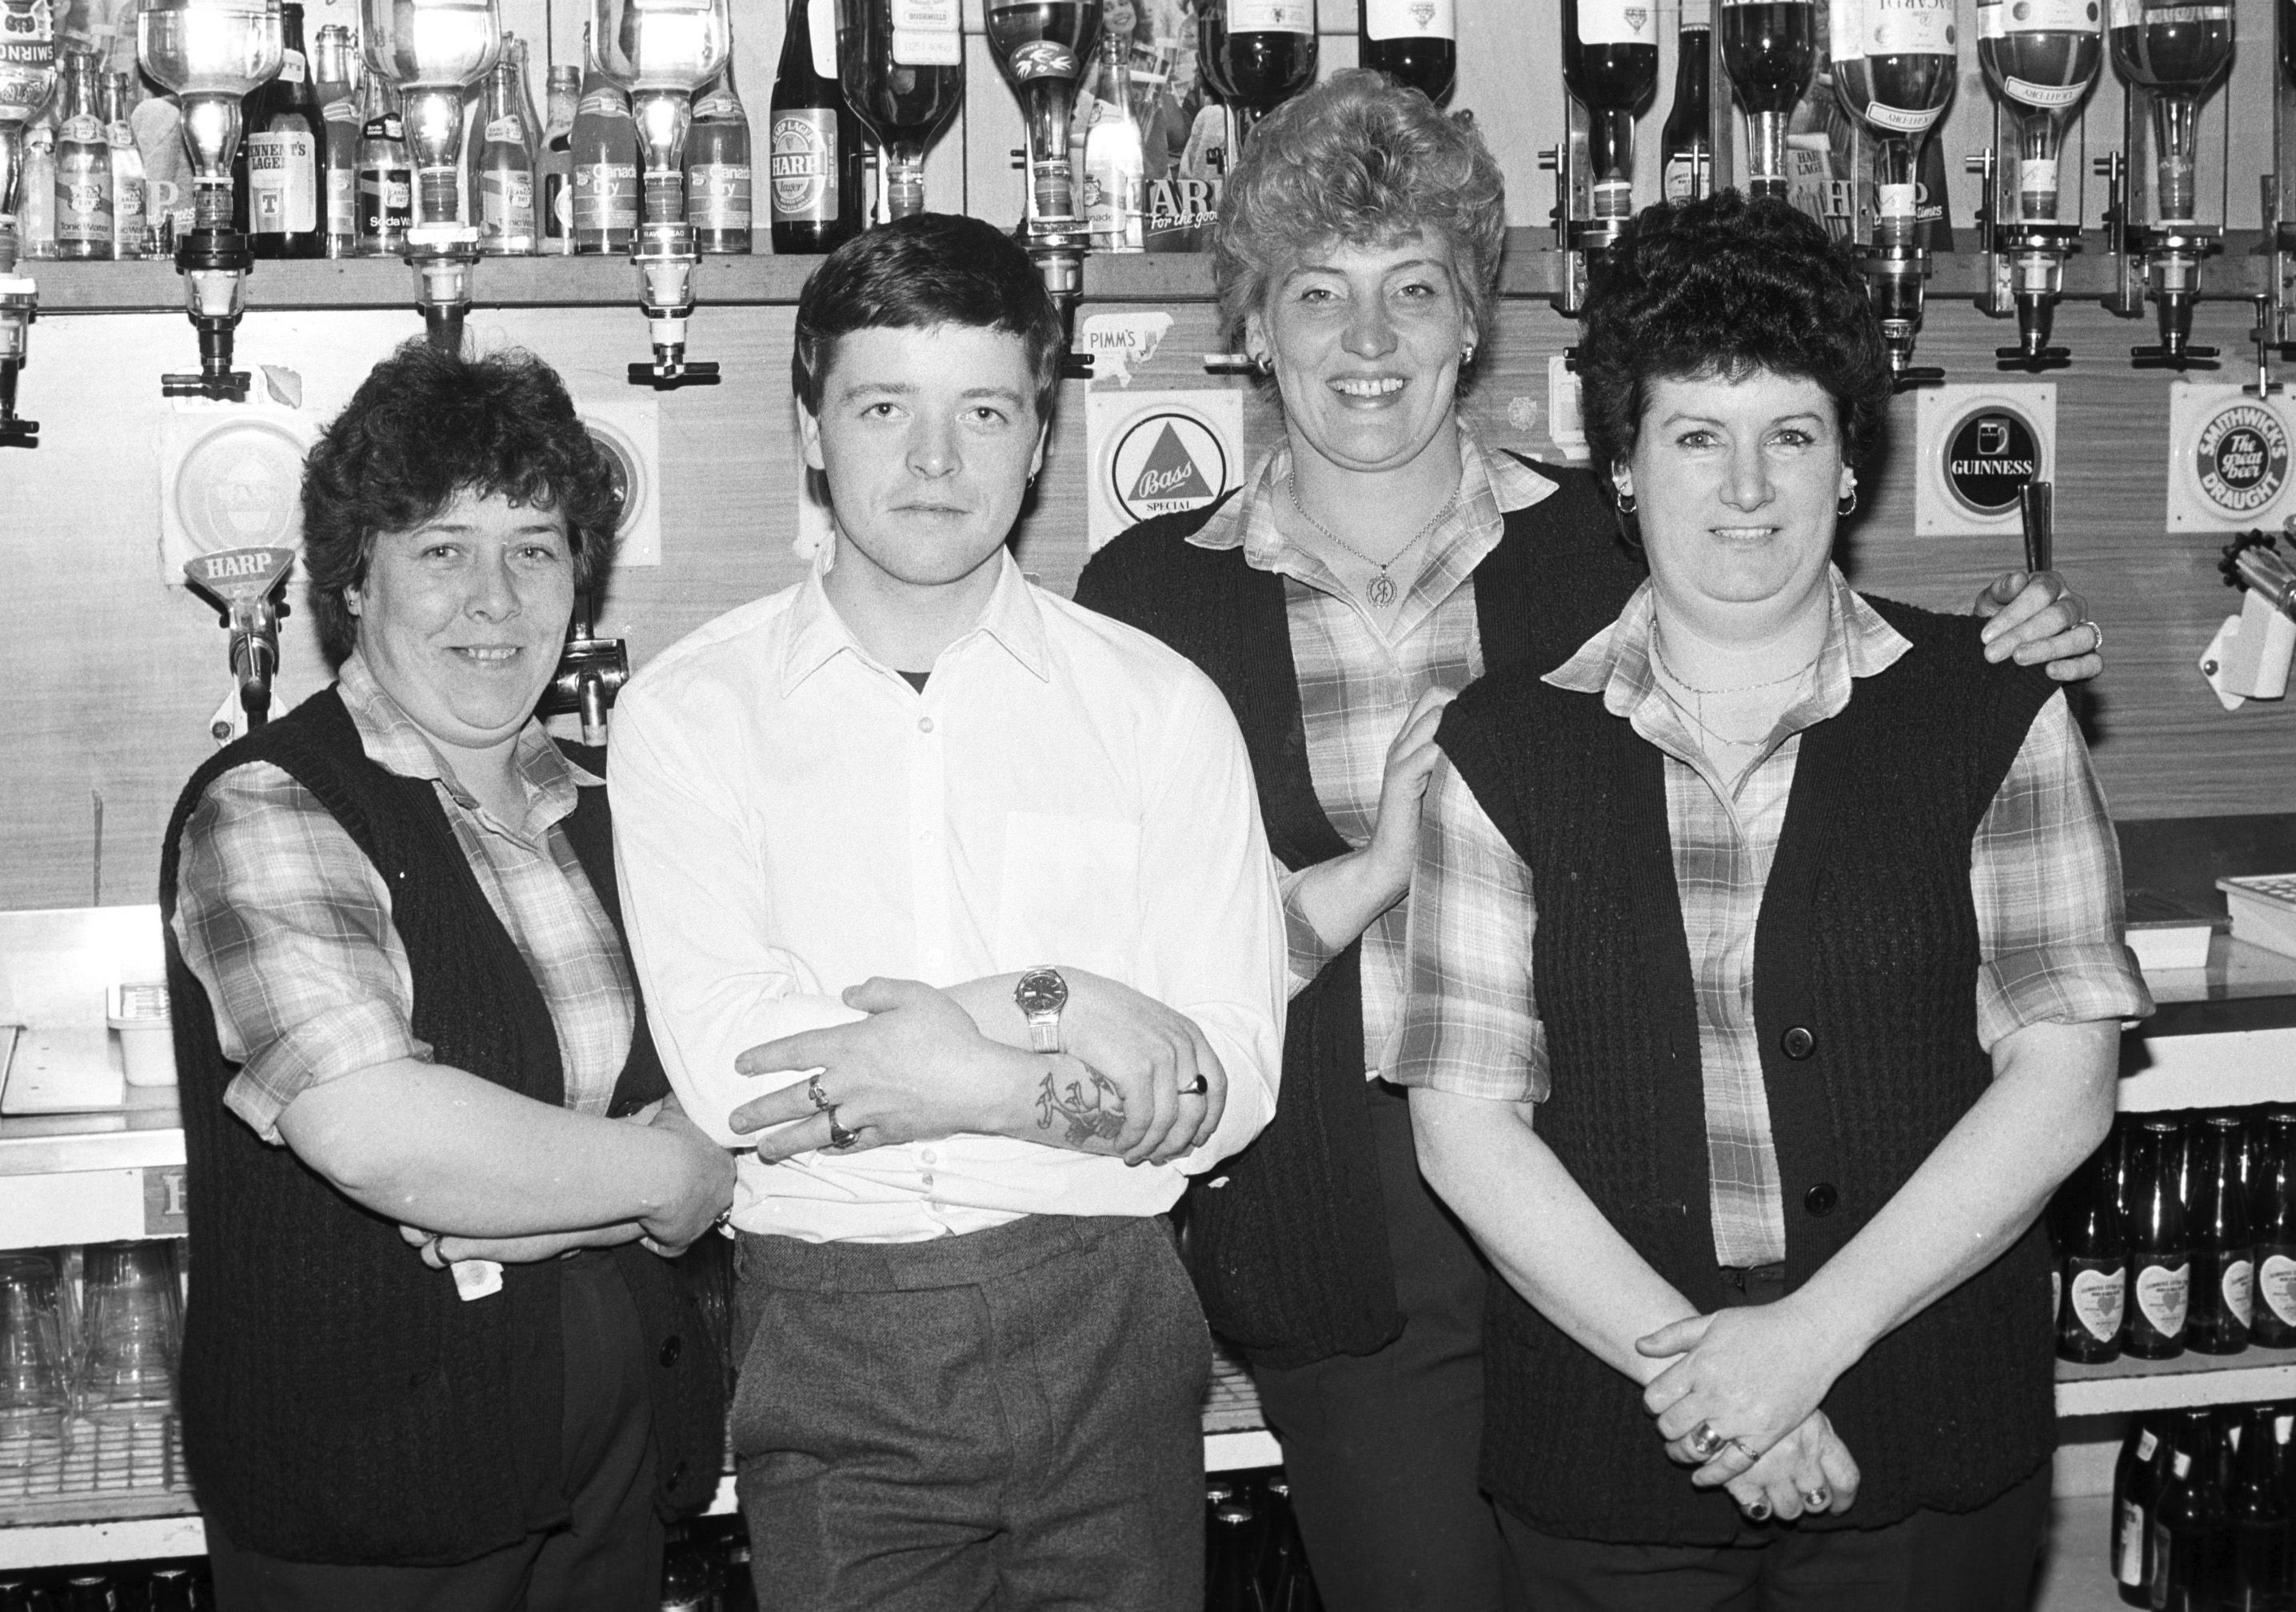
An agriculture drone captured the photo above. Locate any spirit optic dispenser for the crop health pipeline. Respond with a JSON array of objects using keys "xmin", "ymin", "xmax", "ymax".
[
  {"xmin": 590, "ymin": 0, "xmax": 730, "ymax": 386},
  {"xmin": 1968, "ymin": 0, "xmax": 2102, "ymax": 369},
  {"xmin": 359, "ymin": 0, "xmax": 501, "ymax": 352},
  {"xmin": 2107, "ymin": 0, "xmax": 2233, "ymax": 368},
  {"xmin": 137, "ymin": 0, "xmax": 284, "ymax": 401},
  {"xmin": 1545, "ymin": 0, "xmax": 1659, "ymax": 317},
  {"xmin": 0, "ymin": 0, "xmax": 54, "ymax": 445},
  {"xmin": 1719, "ymin": 0, "xmax": 1816, "ymax": 201},
  {"xmin": 1830, "ymin": 0, "xmax": 1954, "ymax": 387},
  {"xmin": 985, "ymin": 0, "xmax": 1100, "ymax": 376}
]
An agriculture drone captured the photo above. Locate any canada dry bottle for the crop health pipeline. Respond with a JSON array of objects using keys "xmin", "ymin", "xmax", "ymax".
[
  {"xmin": 2153, "ymin": 1410, "xmax": 2228, "ymax": 1612},
  {"xmin": 2188, "ymin": 1113, "xmax": 2255, "ymax": 1355},
  {"xmin": 2052, "ymin": 1133, "xmax": 2126, "ymax": 1363},
  {"xmin": 2224, "ymin": 1402, "xmax": 2289, "ymax": 1611},
  {"xmin": 2250, "ymin": 1111, "xmax": 2296, "ymax": 1347},
  {"xmin": 356, "ymin": 76, "xmax": 413, "ymax": 254},
  {"xmin": 538, "ymin": 66, "xmax": 578, "ymax": 253},
  {"xmin": 246, "ymin": 1, "xmax": 325, "ymax": 258},
  {"xmin": 313, "ymin": 24, "xmax": 360, "ymax": 256},
  {"xmin": 690, "ymin": 58, "xmax": 754, "ymax": 253},
  {"xmin": 52, "ymin": 50, "xmax": 110, "ymax": 261},
  {"xmin": 2126, "ymin": 1116, "xmax": 2192, "ymax": 1360},
  {"xmin": 570, "ymin": 53, "xmax": 638, "ymax": 254},
  {"xmin": 2114, "ymin": 1414, "xmax": 2167, "ymax": 1606},
  {"xmin": 475, "ymin": 38, "xmax": 539, "ymax": 255},
  {"xmin": 765, "ymin": 0, "xmax": 854, "ymax": 253},
  {"xmin": 102, "ymin": 72, "xmax": 144, "ymax": 258},
  {"xmin": 1661, "ymin": 0, "xmax": 1714, "ymax": 202}
]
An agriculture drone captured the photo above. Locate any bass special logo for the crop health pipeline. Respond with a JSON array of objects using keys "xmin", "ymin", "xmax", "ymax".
[
  {"xmin": 2194, "ymin": 402, "xmax": 2290, "ymax": 516},
  {"xmin": 1108, "ymin": 409, "xmax": 1230, "ymax": 523}
]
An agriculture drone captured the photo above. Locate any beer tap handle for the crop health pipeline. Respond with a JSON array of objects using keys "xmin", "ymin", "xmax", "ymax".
[
  {"xmin": 2018, "ymin": 481, "xmax": 2054, "ymax": 576},
  {"xmin": 627, "ymin": 359, "xmax": 722, "ymax": 388}
]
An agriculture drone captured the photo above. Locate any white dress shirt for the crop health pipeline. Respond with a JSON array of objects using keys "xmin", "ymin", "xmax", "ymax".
[{"xmin": 612, "ymin": 551, "xmax": 1286, "ymax": 1243}]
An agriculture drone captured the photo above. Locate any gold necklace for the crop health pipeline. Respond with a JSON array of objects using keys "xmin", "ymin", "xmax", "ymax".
[
  {"xmin": 1287, "ymin": 474, "xmax": 1460, "ymax": 609},
  {"xmin": 1650, "ymin": 622, "xmax": 1821, "ymax": 751}
]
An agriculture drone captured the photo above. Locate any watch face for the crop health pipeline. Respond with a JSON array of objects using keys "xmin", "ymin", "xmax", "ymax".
[{"xmin": 1016, "ymin": 968, "xmax": 1068, "ymax": 1016}]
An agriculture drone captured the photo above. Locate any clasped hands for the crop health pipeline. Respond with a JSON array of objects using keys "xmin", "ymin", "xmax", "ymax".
[
  {"xmin": 1635, "ymin": 1299, "xmax": 1864, "ymax": 1526},
  {"xmin": 728, "ymin": 971, "xmax": 1227, "ymax": 1167}
]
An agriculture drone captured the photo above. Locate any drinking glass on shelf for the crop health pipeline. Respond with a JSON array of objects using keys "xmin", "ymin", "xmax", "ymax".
[
  {"xmin": 79, "ymin": 1240, "xmax": 181, "ymax": 1416},
  {"xmin": 0, "ymin": 1253, "xmax": 71, "ymax": 1475}
]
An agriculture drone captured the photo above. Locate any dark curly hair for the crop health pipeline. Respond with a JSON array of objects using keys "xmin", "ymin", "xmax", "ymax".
[
  {"xmin": 1213, "ymin": 69, "xmax": 1506, "ymax": 365},
  {"xmin": 300, "ymin": 340, "xmax": 620, "ymax": 666},
  {"xmin": 792, "ymin": 213, "xmax": 1064, "ymax": 425},
  {"xmin": 1577, "ymin": 194, "xmax": 1891, "ymax": 493}
]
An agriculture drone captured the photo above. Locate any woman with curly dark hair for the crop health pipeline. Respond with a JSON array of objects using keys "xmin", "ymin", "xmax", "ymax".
[
  {"xmin": 1398, "ymin": 194, "xmax": 2150, "ymax": 1608},
  {"xmin": 1077, "ymin": 74, "xmax": 2106, "ymax": 1611},
  {"xmin": 158, "ymin": 339, "xmax": 733, "ymax": 1610}
]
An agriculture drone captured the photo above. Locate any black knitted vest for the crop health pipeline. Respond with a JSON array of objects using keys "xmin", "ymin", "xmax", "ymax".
[
  {"xmin": 1076, "ymin": 460, "xmax": 1644, "ymax": 1367},
  {"xmin": 1434, "ymin": 598, "xmax": 2059, "ymax": 1542},
  {"xmin": 158, "ymin": 688, "xmax": 726, "ymax": 1566}
]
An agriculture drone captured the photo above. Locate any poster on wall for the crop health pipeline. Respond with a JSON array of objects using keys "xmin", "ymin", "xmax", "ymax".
[
  {"xmin": 1085, "ymin": 388, "xmax": 1245, "ymax": 553},
  {"xmin": 2166, "ymin": 384, "xmax": 2296, "ymax": 532}
]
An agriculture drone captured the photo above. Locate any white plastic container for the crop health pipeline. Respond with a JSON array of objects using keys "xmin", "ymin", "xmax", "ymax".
[{"xmin": 106, "ymin": 983, "xmax": 176, "ymax": 1087}]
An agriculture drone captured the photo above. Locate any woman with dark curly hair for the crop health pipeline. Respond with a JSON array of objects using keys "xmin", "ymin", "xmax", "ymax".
[
  {"xmin": 158, "ymin": 339, "xmax": 734, "ymax": 1610},
  {"xmin": 1399, "ymin": 194, "xmax": 2150, "ymax": 1608},
  {"xmin": 1079, "ymin": 77, "xmax": 2106, "ymax": 1612}
]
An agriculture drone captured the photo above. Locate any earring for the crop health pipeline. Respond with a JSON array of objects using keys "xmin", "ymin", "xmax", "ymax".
[
  {"xmin": 1460, "ymin": 343, "xmax": 1477, "ymax": 366},
  {"xmin": 1251, "ymin": 352, "xmax": 1274, "ymax": 377},
  {"xmin": 1836, "ymin": 489, "xmax": 1859, "ymax": 517},
  {"xmin": 1614, "ymin": 489, "xmax": 1637, "ymax": 516}
]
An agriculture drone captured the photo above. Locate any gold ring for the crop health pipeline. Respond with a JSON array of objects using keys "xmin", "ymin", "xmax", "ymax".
[
  {"xmin": 1803, "ymin": 1487, "xmax": 1830, "ymax": 1510},
  {"xmin": 1181, "ymin": 1075, "xmax": 1209, "ymax": 1096},
  {"xmin": 807, "ymin": 1074, "xmax": 832, "ymax": 1112},
  {"xmin": 824, "ymin": 1105, "xmax": 859, "ymax": 1151},
  {"xmin": 1685, "ymin": 1422, "xmax": 1723, "ymax": 1461}
]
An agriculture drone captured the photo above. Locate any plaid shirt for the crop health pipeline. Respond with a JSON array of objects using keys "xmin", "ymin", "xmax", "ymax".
[
  {"xmin": 170, "ymin": 653, "xmax": 637, "ymax": 1144},
  {"xmin": 1185, "ymin": 425, "xmax": 1559, "ymax": 1074},
  {"xmin": 1392, "ymin": 572, "xmax": 2152, "ymax": 1267}
]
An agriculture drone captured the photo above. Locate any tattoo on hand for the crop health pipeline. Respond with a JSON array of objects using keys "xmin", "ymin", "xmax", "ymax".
[{"xmin": 1036, "ymin": 1067, "xmax": 1127, "ymax": 1147}]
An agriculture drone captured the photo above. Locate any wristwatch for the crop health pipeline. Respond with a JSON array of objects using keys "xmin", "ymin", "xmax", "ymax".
[{"xmin": 1014, "ymin": 967, "xmax": 1068, "ymax": 1054}]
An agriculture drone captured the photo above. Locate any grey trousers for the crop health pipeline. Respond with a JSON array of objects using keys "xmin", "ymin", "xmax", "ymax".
[{"xmin": 731, "ymin": 1214, "xmax": 1212, "ymax": 1612}]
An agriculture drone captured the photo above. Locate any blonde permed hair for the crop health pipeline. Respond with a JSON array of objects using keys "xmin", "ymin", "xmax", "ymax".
[{"xmin": 1211, "ymin": 70, "xmax": 1507, "ymax": 367}]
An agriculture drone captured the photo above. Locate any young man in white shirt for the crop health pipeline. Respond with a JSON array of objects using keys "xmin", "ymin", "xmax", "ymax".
[{"xmin": 610, "ymin": 213, "xmax": 1285, "ymax": 1612}]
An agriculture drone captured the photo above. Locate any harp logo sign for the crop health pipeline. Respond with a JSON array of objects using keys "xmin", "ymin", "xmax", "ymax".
[
  {"xmin": 1111, "ymin": 410, "xmax": 1229, "ymax": 521},
  {"xmin": 2195, "ymin": 403, "xmax": 2290, "ymax": 515}
]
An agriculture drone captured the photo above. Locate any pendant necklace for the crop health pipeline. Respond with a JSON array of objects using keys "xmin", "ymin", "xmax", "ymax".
[
  {"xmin": 1288, "ymin": 473, "xmax": 1460, "ymax": 609},
  {"xmin": 1650, "ymin": 621, "xmax": 1822, "ymax": 752}
]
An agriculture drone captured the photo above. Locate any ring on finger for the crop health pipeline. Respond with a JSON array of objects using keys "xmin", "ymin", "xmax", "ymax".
[
  {"xmin": 1725, "ymin": 1437, "xmax": 1763, "ymax": 1464},
  {"xmin": 1803, "ymin": 1487, "xmax": 1830, "ymax": 1510},
  {"xmin": 823, "ymin": 1105, "xmax": 860, "ymax": 1151},
  {"xmin": 1180, "ymin": 1074, "xmax": 1209, "ymax": 1096},
  {"xmin": 1684, "ymin": 1422, "xmax": 1723, "ymax": 1461},
  {"xmin": 2089, "ymin": 620, "xmax": 2104, "ymax": 654},
  {"xmin": 807, "ymin": 1073, "xmax": 833, "ymax": 1112},
  {"xmin": 1743, "ymin": 1498, "xmax": 1772, "ymax": 1522}
]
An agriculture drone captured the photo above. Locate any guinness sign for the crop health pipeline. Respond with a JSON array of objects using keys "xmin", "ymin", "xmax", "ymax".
[{"xmin": 1943, "ymin": 406, "xmax": 2042, "ymax": 518}]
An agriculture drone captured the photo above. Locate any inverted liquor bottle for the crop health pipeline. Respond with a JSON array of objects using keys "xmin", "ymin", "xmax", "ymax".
[
  {"xmin": 2110, "ymin": 0, "xmax": 2232, "ymax": 224},
  {"xmin": 2250, "ymin": 1111, "xmax": 2296, "ymax": 1346},
  {"xmin": 984, "ymin": 1, "xmax": 1100, "ymax": 234},
  {"xmin": 1662, "ymin": 0, "xmax": 1714, "ymax": 202},
  {"xmin": 2050, "ymin": 1133, "xmax": 2126, "ymax": 1363},
  {"xmin": 1827, "ymin": 0, "xmax": 1953, "ymax": 245},
  {"xmin": 1201, "ymin": 0, "xmax": 1314, "ymax": 147},
  {"xmin": 1977, "ymin": 0, "xmax": 2101, "ymax": 221},
  {"xmin": 1563, "ymin": 0, "xmax": 1660, "ymax": 229},
  {"xmin": 837, "ymin": 0, "xmax": 965, "ymax": 220},
  {"xmin": 1359, "ymin": 0, "xmax": 1455, "ymax": 103},
  {"xmin": 2186, "ymin": 1112, "xmax": 2254, "ymax": 1355},
  {"xmin": 2125, "ymin": 1115, "xmax": 2191, "ymax": 1360},
  {"xmin": 1719, "ymin": 0, "xmax": 1815, "ymax": 198},
  {"xmin": 770, "ymin": 0, "xmax": 857, "ymax": 253}
]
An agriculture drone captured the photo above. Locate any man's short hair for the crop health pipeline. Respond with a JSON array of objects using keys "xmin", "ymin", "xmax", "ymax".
[
  {"xmin": 301, "ymin": 339, "xmax": 618, "ymax": 666},
  {"xmin": 791, "ymin": 213, "xmax": 1065, "ymax": 424}
]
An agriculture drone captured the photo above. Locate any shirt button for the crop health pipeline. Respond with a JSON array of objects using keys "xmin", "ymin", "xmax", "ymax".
[
  {"xmin": 920, "ymin": 1149, "xmax": 936, "ymax": 1165},
  {"xmin": 920, "ymin": 1173, "xmax": 934, "ymax": 1189},
  {"xmin": 659, "ymin": 1335, "xmax": 684, "ymax": 1367},
  {"xmin": 919, "ymin": 716, "xmax": 934, "ymax": 733},
  {"xmin": 1803, "ymin": 1183, "xmax": 1839, "ymax": 1217},
  {"xmin": 1781, "ymin": 1026, "xmax": 1816, "ymax": 1060}
]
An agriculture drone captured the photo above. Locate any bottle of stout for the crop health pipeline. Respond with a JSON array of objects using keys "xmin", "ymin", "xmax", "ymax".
[
  {"xmin": 2152, "ymin": 1410, "xmax": 2228, "ymax": 1612},
  {"xmin": 2054, "ymin": 1133, "xmax": 2127, "ymax": 1363},
  {"xmin": 2250, "ymin": 1111, "xmax": 2296, "ymax": 1347},
  {"xmin": 2113, "ymin": 1414, "xmax": 2167, "ymax": 1606},
  {"xmin": 2126, "ymin": 1116, "xmax": 2193, "ymax": 1360},
  {"xmin": 2189, "ymin": 1113, "xmax": 2255, "ymax": 1355},
  {"xmin": 2223, "ymin": 1401, "xmax": 2289, "ymax": 1610}
]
